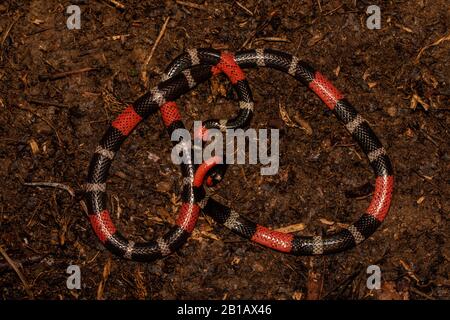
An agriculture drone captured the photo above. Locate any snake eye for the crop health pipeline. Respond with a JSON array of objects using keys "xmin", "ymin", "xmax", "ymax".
[{"xmin": 205, "ymin": 172, "xmax": 222, "ymax": 187}]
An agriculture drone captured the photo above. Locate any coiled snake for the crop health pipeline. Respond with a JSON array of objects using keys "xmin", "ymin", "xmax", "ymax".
[{"xmin": 84, "ymin": 48, "xmax": 394, "ymax": 261}]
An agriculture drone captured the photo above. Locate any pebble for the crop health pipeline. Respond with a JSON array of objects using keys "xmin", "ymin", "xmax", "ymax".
[{"xmin": 386, "ymin": 106, "xmax": 397, "ymax": 117}]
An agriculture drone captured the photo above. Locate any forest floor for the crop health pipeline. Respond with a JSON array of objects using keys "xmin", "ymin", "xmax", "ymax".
[{"xmin": 0, "ymin": 0, "xmax": 449, "ymax": 299}]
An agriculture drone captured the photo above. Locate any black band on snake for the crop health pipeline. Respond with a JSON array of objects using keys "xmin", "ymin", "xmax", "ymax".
[
  {"xmin": 84, "ymin": 52, "xmax": 254, "ymax": 261},
  {"xmin": 162, "ymin": 48, "xmax": 394, "ymax": 255},
  {"xmin": 85, "ymin": 48, "xmax": 394, "ymax": 261}
]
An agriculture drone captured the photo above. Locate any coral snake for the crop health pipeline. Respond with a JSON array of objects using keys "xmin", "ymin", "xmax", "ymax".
[{"xmin": 84, "ymin": 48, "xmax": 394, "ymax": 261}]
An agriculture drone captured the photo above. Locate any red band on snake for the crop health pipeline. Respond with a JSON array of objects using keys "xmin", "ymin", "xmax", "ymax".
[
  {"xmin": 84, "ymin": 51, "xmax": 253, "ymax": 261},
  {"xmin": 85, "ymin": 48, "xmax": 394, "ymax": 260},
  {"xmin": 162, "ymin": 48, "xmax": 394, "ymax": 256}
]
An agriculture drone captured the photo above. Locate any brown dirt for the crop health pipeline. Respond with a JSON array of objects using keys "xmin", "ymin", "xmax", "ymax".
[{"xmin": 0, "ymin": 0, "xmax": 449, "ymax": 300}]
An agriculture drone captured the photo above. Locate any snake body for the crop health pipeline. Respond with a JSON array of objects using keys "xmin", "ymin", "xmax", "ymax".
[
  {"xmin": 85, "ymin": 54, "xmax": 253, "ymax": 261},
  {"xmin": 85, "ymin": 48, "xmax": 394, "ymax": 260}
]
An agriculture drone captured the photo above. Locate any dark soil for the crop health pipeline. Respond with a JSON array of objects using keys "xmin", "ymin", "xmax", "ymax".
[{"xmin": 0, "ymin": 0, "xmax": 449, "ymax": 300}]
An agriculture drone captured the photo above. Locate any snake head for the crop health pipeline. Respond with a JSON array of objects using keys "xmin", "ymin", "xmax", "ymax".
[
  {"xmin": 205, "ymin": 170, "xmax": 223, "ymax": 187},
  {"xmin": 205, "ymin": 164, "xmax": 227, "ymax": 187}
]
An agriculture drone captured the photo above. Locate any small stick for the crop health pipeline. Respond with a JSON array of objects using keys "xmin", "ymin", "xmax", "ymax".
[
  {"xmin": 97, "ymin": 257, "xmax": 112, "ymax": 300},
  {"xmin": 1, "ymin": 13, "xmax": 20, "ymax": 47},
  {"xmin": 27, "ymin": 27, "xmax": 54, "ymax": 36},
  {"xmin": 240, "ymin": 167, "xmax": 248, "ymax": 186},
  {"xmin": 176, "ymin": 0, "xmax": 207, "ymax": 11},
  {"xmin": 0, "ymin": 245, "xmax": 35, "ymax": 299},
  {"xmin": 420, "ymin": 130, "xmax": 440, "ymax": 148},
  {"xmin": 254, "ymin": 37, "xmax": 290, "ymax": 43},
  {"xmin": 0, "ymin": 255, "xmax": 43, "ymax": 272},
  {"xmin": 316, "ymin": 0, "xmax": 322, "ymax": 13},
  {"xmin": 410, "ymin": 287, "xmax": 436, "ymax": 300},
  {"xmin": 415, "ymin": 32, "xmax": 450, "ymax": 64},
  {"xmin": 235, "ymin": 1, "xmax": 253, "ymax": 16},
  {"xmin": 27, "ymin": 98, "xmax": 69, "ymax": 108},
  {"xmin": 240, "ymin": 10, "xmax": 277, "ymax": 49},
  {"xmin": 103, "ymin": 0, "xmax": 125, "ymax": 10},
  {"xmin": 38, "ymin": 67, "xmax": 97, "ymax": 81},
  {"xmin": 16, "ymin": 104, "xmax": 64, "ymax": 147},
  {"xmin": 141, "ymin": 17, "xmax": 170, "ymax": 88},
  {"xmin": 23, "ymin": 182, "xmax": 75, "ymax": 197},
  {"xmin": 324, "ymin": 4, "xmax": 343, "ymax": 16}
]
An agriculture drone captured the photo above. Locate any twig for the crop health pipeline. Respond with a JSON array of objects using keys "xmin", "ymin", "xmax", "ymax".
[
  {"xmin": 415, "ymin": 32, "xmax": 450, "ymax": 64},
  {"xmin": 323, "ymin": 4, "xmax": 343, "ymax": 16},
  {"xmin": 321, "ymin": 264, "xmax": 364, "ymax": 299},
  {"xmin": 16, "ymin": 104, "xmax": 64, "ymax": 147},
  {"xmin": 0, "ymin": 245, "xmax": 35, "ymax": 299},
  {"xmin": 399, "ymin": 259, "xmax": 422, "ymax": 285},
  {"xmin": 23, "ymin": 182, "xmax": 75, "ymax": 197},
  {"xmin": 410, "ymin": 287, "xmax": 436, "ymax": 300},
  {"xmin": 279, "ymin": 102, "xmax": 299, "ymax": 128},
  {"xmin": 176, "ymin": 0, "xmax": 207, "ymax": 11},
  {"xmin": 254, "ymin": 37, "xmax": 290, "ymax": 43},
  {"xmin": 27, "ymin": 98, "xmax": 69, "ymax": 108},
  {"xmin": 27, "ymin": 27, "xmax": 54, "ymax": 36},
  {"xmin": 97, "ymin": 257, "xmax": 112, "ymax": 300},
  {"xmin": 1, "ymin": 12, "xmax": 20, "ymax": 47},
  {"xmin": 103, "ymin": 0, "xmax": 125, "ymax": 10},
  {"xmin": 240, "ymin": 10, "xmax": 277, "ymax": 49},
  {"xmin": 38, "ymin": 67, "xmax": 97, "ymax": 81},
  {"xmin": 239, "ymin": 167, "xmax": 249, "ymax": 186},
  {"xmin": 420, "ymin": 129, "xmax": 442, "ymax": 148},
  {"xmin": 316, "ymin": 0, "xmax": 322, "ymax": 13},
  {"xmin": 16, "ymin": 104, "xmax": 64, "ymax": 146},
  {"xmin": 141, "ymin": 17, "xmax": 170, "ymax": 88},
  {"xmin": 0, "ymin": 255, "xmax": 43, "ymax": 272},
  {"xmin": 235, "ymin": 1, "xmax": 253, "ymax": 16}
]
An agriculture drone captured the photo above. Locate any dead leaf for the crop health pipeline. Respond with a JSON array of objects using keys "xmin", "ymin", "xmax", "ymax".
[
  {"xmin": 293, "ymin": 114, "xmax": 313, "ymax": 135},
  {"xmin": 147, "ymin": 152, "xmax": 160, "ymax": 162},
  {"xmin": 279, "ymin": 102, "xmax": 297, "ymax": 128},
  {"xmin": 405, "ymin": 128, "xmax": 414, "ymax": 138},
  {"xmin": 362, "ymin": 69, "xmax": 371, "ymax": 81},
  {"xmin": 275, "ymin": 223, "xmax": 306, "ymax": 233},
  {"xmin": 29, "ymin": 138, "xmax": 39, "ymax": 155},
  {"xmin": 231, "ymin": 257, "xmax": 240, "ymax": 265},
  {"xmin": 416, "ymin": 196, "xmax": 425, "ymax": 204},
  {"xmin": 410, "ymin": 94, "xmax": 430, "ymax": 110},
  {"xmin": 334, "ymin": 65, "xmax": 340, "ymax": 77},
  {"xmin": 292, "ymin": 291, "xmax": 303, "ymax": 300},
  {"xmin": 32, "ymin": 19, "xmax": 45, "ymax": 25},
  {"xmin": 134, "ymin": 266, "xmax": 148, "ymax": 300},
  {"xmin": 319, "ymin": 218, "xmax": 335, "ymax": 226},
  {"xmin": 97, "ymin": 258, "xmax": 112, "ymax": 300},
  {"xmin": 307, "ymin": 33, "xmax": 324, "ymax": 46}
]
